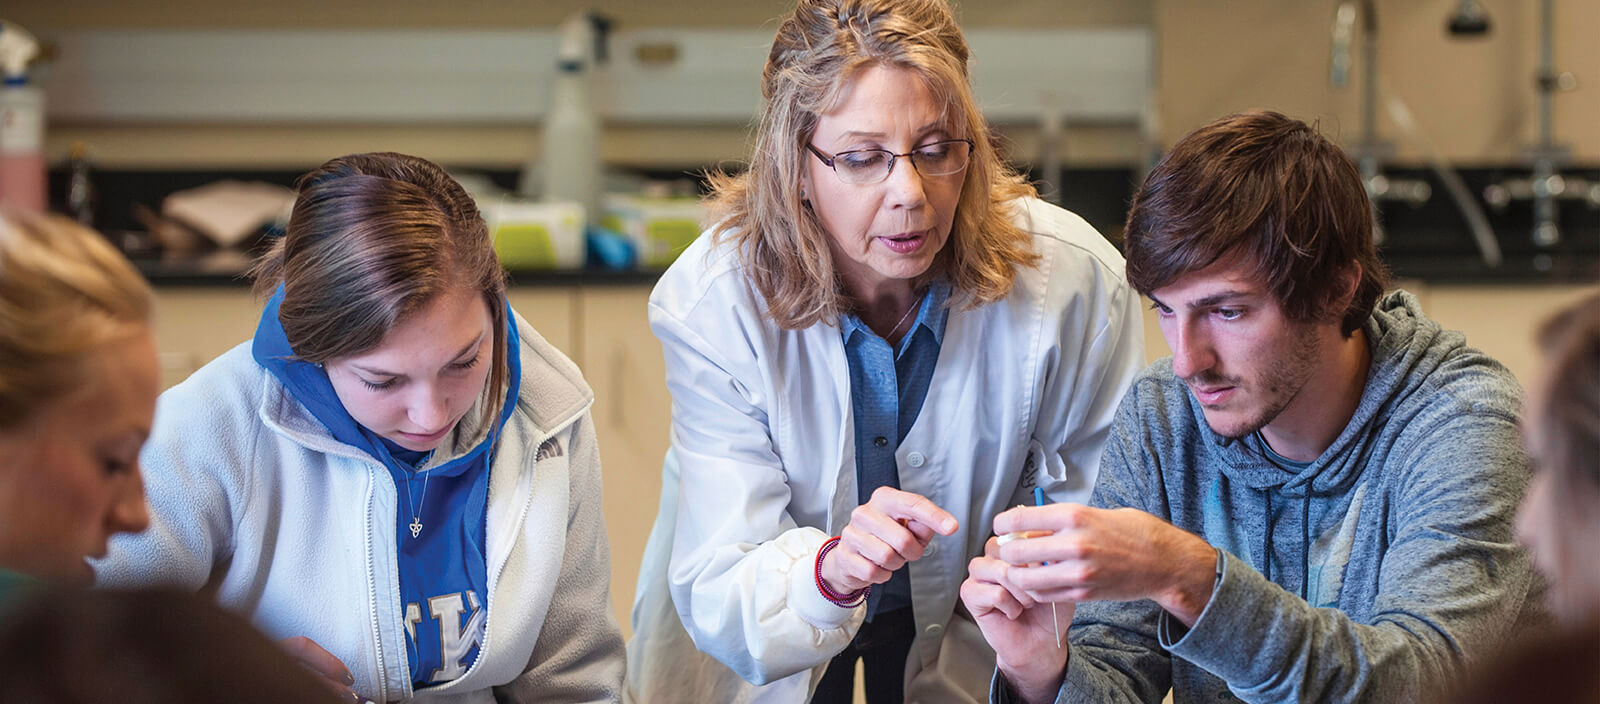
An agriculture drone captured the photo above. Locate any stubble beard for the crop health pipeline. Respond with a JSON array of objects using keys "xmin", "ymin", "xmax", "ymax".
[{"xmin": 1197, "ymin": 326, "xmax": 1323, "ymax": 440}]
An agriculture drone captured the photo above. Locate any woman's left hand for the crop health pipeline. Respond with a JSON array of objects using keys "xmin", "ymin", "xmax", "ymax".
[{"xmin": 819, "ymin": 486, "xmax": 958, "ymax": 595}]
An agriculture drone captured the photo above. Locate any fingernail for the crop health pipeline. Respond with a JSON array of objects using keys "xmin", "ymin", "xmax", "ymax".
[
  {"xmin": 942, "ymin": 518, "xmax": 957, "ymax": 533},
  {"xmin": 344, "ymin": 671, "xmax": 355, "ymax": 686}
]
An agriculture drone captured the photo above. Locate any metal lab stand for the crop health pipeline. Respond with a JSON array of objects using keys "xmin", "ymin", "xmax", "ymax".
[{"xmin": 1482, "ymin": 0, "xmax": 1600, "ymax": 266}]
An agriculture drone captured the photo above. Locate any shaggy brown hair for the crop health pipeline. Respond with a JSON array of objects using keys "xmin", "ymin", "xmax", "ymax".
[{"xmin": 1124, "ymin": 110, "xmax": 1390, "ymax": 336}]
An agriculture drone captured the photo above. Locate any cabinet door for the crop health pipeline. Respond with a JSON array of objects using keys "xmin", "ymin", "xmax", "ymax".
[
  {"xmin": 576, "ymin": 286, "xmax": 671, "ymax": 639},
  {"xmin": 507, "ymin": 287, "xmax": 579, "ymax": 359},
  {"xmin": 152, "ymin": 288, "xmax": 265, "ymax": 388}
]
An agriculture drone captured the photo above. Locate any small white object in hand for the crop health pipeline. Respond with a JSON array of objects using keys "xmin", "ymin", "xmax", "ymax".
[
  {"xmin": 1051, "ymin": 603, "xmax": 1061, "ymax": 648},
  {"xmin": 993, "ymin": 532, "xmax": 1063, "ymax": 648}
]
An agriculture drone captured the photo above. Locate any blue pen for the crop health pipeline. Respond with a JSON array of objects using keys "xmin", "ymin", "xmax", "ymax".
[
  {"xmin": 1032, "ymin": 487, "xmax": 1048, "ymax": 565},
  {"xmin": 1032, "ymin": 486, "xmax": 1063, "ymax": 647}
]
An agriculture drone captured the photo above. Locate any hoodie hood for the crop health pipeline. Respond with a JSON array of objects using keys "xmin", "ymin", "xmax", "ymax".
[{"xmin": 1202, "ymin": 290, "xmax": 1498, "ymax": 497}]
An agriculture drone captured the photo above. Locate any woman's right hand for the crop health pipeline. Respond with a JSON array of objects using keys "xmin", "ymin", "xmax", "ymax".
[
  {"xmin": 280, "ymin": 635, "xmax": 365, "ymax": 703},
  {"xmin": 819, "ymin": 486, "xmax": 959, "ymax": 594}
]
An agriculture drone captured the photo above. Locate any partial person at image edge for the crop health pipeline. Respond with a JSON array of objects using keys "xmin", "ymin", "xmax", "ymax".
[
  {"xmin": 1443, "ymin": 292, "xmax": 1600, "ymax": 704},
  {"xmin": 0, "ymin": 210, "xmax": 339, "ymax": 703}
]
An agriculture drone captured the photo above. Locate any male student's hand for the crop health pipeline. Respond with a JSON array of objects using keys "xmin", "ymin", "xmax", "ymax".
[
  {"xmin": 961, "ymin": 534, "xmax": 1072, "ymax": 704},
  {"xmin": 994, "ymin": 503, "xmax": 1218, "ymax": 627},
  {"xmin": 819, "ymin": 486, "xmax": 959, "ymax": 595}
]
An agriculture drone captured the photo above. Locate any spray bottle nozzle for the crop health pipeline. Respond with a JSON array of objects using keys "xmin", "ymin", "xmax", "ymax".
[
  {"xmin": 556, "ymin": 11, "xmax": 615, "ymax": 69},
  {"xmin": 0, "ymin": 20, "xmax": 41, "ymax": 81}
]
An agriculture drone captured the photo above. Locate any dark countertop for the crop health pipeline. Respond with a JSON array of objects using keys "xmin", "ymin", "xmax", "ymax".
[
  {"xmin": 68, "ymin": 163, "xmax": 1600, "ymax": 287},
  {"xmin": 133, "ymin": 250, "xmax": 666, "ymax": 287},
  {"xmin": 137, "ymin": 250, "xmax": 1594, "ymax": 289}
]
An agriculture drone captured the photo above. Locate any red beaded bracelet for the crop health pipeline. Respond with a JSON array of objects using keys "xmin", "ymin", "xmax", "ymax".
[{"xmin": 814, "ymin": 536, "xmax": 869, "ymax": 608}]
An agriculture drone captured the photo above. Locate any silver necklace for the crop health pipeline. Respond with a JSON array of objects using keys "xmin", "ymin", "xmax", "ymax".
[
  {"xmin": 403, "ymin": 451, "xmax": 436, "ymax": 539},
  {"xmin": 882, "ymin": 293, "xmax": 922, "ymax": 339}
]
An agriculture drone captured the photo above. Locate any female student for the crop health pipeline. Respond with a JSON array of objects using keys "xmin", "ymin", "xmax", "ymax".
[{"xmin": 96, "ymin": 153, "xmax": 625, "ymax": 703}]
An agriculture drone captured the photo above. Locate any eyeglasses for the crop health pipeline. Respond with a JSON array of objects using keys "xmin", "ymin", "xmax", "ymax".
[{"xmin": 806, "ymin": 139, "xmax": 975, "ymax": 185}]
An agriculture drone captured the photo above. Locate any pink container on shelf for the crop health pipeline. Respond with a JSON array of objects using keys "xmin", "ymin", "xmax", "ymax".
[{"xmin": 0, "ymin": 78, "xmax": 45, "ymax": 213}]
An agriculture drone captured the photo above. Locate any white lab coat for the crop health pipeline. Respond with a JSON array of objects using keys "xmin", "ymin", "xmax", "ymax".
[{"xmin": 625, "ymin": 198, "xmax": 1144, "ymax": 703}]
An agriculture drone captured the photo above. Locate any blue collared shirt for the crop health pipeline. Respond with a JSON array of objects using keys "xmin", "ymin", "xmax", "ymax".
[{"xmin": 840, "ymin": 280, "xmax": 950, "ymax": 619}]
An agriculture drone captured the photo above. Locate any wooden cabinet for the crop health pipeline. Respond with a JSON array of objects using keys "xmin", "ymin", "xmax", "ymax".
[
  {"xmin": 573, "ymin": 286, "xmax": 671, "ymax": 640},
  {"xmin": 505, "ymin": 288, "xmax": 581, "ymax": 359},
  {"xmin": 151, "ymin": 287, "xmax": 263, "ymax": 389}
]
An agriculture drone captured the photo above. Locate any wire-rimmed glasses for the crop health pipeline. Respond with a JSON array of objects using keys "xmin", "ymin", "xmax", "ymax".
[{"xmin": 806, "ymin": 139, "xmax": 975, "ymax": 185}]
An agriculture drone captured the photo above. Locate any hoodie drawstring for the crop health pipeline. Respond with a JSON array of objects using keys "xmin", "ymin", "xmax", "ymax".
[
  {"xmin": 1260, "ymin": 489, "xmax": 1314, "ymax": 601},
  {"xmin": 1300, "ymin": 494, "xmax": 1311, "ymax": 602},
  {"xmin": 1261, "ymin": 490, "xmax": 1273, "ymax": 584}
]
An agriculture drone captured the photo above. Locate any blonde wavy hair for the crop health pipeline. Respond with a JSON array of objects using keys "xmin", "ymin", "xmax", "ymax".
[
  {"xmin": 0, "ymin": 211, "xmax": 153, "ymax": 429},
  {"xmin": 706, "ymin": 0, "xmax": 1038, "ymax": 329}
]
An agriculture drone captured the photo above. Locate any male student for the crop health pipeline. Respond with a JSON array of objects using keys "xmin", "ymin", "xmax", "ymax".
[{"xmin": 962, "ymin": 110, "xmax": 1543, "ymax": 703}]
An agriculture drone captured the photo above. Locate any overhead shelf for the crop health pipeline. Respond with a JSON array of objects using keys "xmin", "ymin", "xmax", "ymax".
[{"xmin": 40, "ymin": 27, "xmax": 1152, "ymax": 126}]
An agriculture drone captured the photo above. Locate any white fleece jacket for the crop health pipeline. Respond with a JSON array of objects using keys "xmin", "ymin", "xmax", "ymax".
[{"xmin": 96, "ymin": 314, "xmax": 625, "ymax": 703}]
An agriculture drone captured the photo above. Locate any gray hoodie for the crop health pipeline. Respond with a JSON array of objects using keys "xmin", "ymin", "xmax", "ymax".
[{"xmin": 1003, "ymin": 290, "xmax": 1543, "ymax": 703}]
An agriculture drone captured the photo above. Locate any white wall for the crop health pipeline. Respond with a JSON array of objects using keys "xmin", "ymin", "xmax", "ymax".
[
  {"xmin": 11, "ymin": 0, "xmax": 1594, "ymax": 168},
  {"xmin": 1156, "ymin": 0, "xmax": 1599, "ymax": 162}
]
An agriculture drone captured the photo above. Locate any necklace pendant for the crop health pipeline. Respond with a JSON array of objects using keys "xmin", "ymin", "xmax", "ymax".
[{"xmin": 409, "ymin": 519, "xmax": 423, "ymax": 539}]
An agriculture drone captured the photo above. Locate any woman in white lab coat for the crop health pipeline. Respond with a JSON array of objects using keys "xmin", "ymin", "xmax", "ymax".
[{"xmin": 624, "ymin": 1, "xmax": 1146, "ymax": 702}]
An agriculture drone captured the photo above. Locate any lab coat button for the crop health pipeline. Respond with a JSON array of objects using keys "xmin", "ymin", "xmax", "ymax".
[
  {"xmin": 907, "ymin": 452, "xmax": 926, "ymax": 467},
  {"xmin": 873, "ymin": 436, "xmax": 888, "ymax": 448},
  {"xmin": 924, "ymin": 623, "xmax": 943, "ymax": 638},
  {"xmin": 923, "ymin": 543, "xmax": 938, "ymax": 558}
]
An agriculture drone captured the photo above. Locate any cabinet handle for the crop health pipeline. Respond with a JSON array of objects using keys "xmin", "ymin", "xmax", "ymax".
[{"xmin": 610, "ymin": 346, "xmax": 627, "ymax": 429}]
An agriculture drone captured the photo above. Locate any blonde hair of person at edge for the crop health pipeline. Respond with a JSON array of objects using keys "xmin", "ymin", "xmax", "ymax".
[
  {"xmin": 625, "ymin": 0, "xmax": 1145, "ymax": 701},
  {"xmin": 1446, "ymin": 292, "xmax": 1600, "ymax": 704},
  {"xmin": 93, "ymin": 153, "xmax": 625, "ymax": 704},
  {"xmin": 0, "ymin": 211, "xmax": 156, "ymax": 591},
  {"xmin": 0, "ymin": 211, "xmax": 342, "ymax": 703}
]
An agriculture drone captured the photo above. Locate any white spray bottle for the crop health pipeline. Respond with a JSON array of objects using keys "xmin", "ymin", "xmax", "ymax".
[
  {"xmin": 0, "ymin": 20, "xmax": 45, "ymax": 212},
  {"xmin": 525, "ymin": 12, "xmax": 611, "ymax": 230}
]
